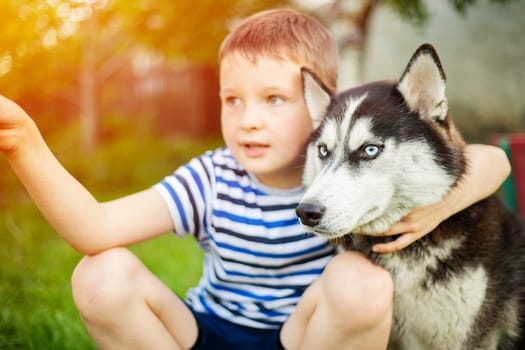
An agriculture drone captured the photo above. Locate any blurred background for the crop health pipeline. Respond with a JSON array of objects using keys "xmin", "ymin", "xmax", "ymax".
[{"xmin": 1, "ymin": 0, "xmax": 523, "ymax": 348}]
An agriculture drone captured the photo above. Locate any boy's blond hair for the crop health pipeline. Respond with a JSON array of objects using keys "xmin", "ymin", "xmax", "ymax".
[{"xmin": 219, "ymin": 8, "xmax": 339, "ymax": 91}]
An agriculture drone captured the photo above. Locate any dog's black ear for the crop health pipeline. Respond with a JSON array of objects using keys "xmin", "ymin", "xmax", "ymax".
[
  {"xmin": 397, "ymin": 44, "xmax": 448, "ymax": 123},
  {"xmin": 301, "ymin": 67, "xmax": 333, "ymax": 129}
]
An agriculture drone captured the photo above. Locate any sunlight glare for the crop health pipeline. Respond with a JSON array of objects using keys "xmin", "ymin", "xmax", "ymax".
[
  {"xmin": 56, "ymin": 3, "xmax": 71, "ymax": 18},
  {"xmin": 59, "ymin": 21, "xmax": 79, "ymax": 39},
  {"xmin": 71, "ymin": 0, "xmax": 97, "ymax": 4},
  {"xmin": 43, "ymin": 29, "xmax": 58, "ymax": 48},
  {"xmin": 36, "ymin": 14, "xmax": 50, "ymax": 31},
  {"xmin": 0, "ymin": 55, "xmax": 13, "ymax": 76},
  {"xmin": 18, "ymin": 5, "xmax": 32, "ymax": 20},
  {"xmin": 70, "ymin": 6, "xmax": 93, "ymax": 22}
]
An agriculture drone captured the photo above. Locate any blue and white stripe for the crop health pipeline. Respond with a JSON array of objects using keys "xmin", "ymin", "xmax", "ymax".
[{"xmin": 154, "ymin": 147, "xmax": 335, "ymax": 329}]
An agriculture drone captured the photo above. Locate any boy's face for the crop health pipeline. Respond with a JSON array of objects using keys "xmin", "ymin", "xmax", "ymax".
[{"xmin": 220, "ymin": 53, "xmax": 313, "ymax": 189}]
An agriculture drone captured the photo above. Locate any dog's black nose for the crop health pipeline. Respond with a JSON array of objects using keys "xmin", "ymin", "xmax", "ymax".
[{"xmin": 296, "ymin": 202, "xmax": 325, "ymax": 227}]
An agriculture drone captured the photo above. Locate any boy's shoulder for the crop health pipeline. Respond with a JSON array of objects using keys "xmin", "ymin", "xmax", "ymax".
[
  {"xmin": 197, "ymin": 147, "xmax": 248, "ymax": 177},
  {"xmin": 202, "ymin": 147, "xmax": 236, "ymax": 166}
]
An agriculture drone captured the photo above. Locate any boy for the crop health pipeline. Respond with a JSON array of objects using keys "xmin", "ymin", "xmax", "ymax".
[{"xmin": 0, "ymin": 8, "xmax": 510, "ymax": 350}]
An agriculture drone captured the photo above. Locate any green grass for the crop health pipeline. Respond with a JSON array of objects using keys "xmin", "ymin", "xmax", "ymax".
[
  {"xmin": 0, "ymin": 207, "xmax": 203, "ymax": 349},
  {"xmin": 0, "ymin": 125, "xmax": 218, "ymax": 349},
  {"xmin": 0, "ymin": 205, "xmax": 91, "ymax": 350}
]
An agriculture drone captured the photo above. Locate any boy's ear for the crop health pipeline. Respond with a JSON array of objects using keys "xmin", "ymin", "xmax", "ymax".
[
  {"xmin": 396, "ymin": 43, "xmax": 448, "ymax": 122},
  {"xmin": 301, "ymin": 67, "xmax": 333, "ymax": 130}
]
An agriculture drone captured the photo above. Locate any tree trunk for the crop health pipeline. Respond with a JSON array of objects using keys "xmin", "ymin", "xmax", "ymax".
[{"xmin": 80, "ymin": 14, "xmax": 97, "ymax": 152}]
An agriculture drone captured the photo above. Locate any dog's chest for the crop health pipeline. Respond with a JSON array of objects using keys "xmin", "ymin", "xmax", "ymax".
[{"xmin": 372, "ymin": 238, "xmax": 489, "ymax": 350}]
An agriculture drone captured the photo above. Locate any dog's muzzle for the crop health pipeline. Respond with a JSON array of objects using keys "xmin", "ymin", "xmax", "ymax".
[{"xmin": 296, "ymin": 201, "xmax": 325, "ymax": 227}]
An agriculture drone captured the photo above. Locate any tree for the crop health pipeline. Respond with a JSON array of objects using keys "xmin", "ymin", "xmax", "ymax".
[
  {"xmin": 385, "ymin": 0, "xmax": 519, "ymax": 25},
  {"xmin": 0, "ymin": 0, "xmax": 288, "ymax": 150},
  {"xmin": 0, "ymin": 0, "xmax": 80, "ymax": 99},
  {"xmin": 301, "ymin": 0, "xmax": 519, "ymax": 87}
]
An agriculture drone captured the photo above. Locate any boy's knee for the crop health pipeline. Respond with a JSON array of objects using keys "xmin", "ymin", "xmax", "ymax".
[
  {"xmin": 322, "ymin": 251, "xmax": 393, "ymax": 327},
  {"xmin": 71, "ymin": 247, "xmax": 138, "ymax": 319}
]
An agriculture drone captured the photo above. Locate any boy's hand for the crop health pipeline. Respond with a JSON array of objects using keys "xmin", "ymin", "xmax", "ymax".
[
  {"xmin": 0, "ymin": 95, "xmax": 33, "ymax": 155},
  {"xmin": 371, "ymin": 144, "xmax": 511, "ymax": 254},
  {"xmin": 371, "ymin": 200, "xmax": 447, "ymax": 253}
]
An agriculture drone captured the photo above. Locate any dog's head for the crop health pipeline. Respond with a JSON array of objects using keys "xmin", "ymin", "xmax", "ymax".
[{"xmin": 296, "ymin": 44, "xmax": 466, "ymax": 238}]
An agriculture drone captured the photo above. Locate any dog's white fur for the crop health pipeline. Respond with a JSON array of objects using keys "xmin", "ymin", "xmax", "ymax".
[{"xmin": 387, "ymin": 237, "xmax": 488, "ymax": 349}]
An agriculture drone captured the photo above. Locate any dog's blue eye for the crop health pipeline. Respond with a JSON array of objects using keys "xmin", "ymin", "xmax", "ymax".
[
  {"xmin": 318, "ymin": 143, "xmax": 329, "ymax": 159},
  {"xmin": 363, "ymin": 145, "xmax": 381, "ymax": 158}
]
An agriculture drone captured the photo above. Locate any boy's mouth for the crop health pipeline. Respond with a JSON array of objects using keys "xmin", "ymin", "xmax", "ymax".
[{"xmin": 240, "ymin": 142, "xmax": 269, "ymax": 157}]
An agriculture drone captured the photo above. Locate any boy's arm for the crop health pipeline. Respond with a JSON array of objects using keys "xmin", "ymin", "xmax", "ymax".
[
  {"xmin": 373, "ymin": 144, "xmax": 511, "ymax": 253},
  {"xmin": 0, "ymin": 95, "xmax": 173, "ymax": 255}
]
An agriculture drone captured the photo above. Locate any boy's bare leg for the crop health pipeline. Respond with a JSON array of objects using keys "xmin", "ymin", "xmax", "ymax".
[
  {"xmin": 71, "ymin": 247, "xmax": 198, "ymax": 350},
  {"xmin": 281, "ymin": 251, "xmax": 393, "ymax": 350}
]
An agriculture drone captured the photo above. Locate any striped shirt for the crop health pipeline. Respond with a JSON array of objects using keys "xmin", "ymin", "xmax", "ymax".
[{"xmin": 153, "ymin": 147, "xmax": 336, "ymax": 329}]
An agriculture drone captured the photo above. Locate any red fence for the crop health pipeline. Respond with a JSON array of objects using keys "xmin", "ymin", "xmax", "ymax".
[{"xmin": 492, "ymin": 134, "xmax": 525, "ymax": 218}]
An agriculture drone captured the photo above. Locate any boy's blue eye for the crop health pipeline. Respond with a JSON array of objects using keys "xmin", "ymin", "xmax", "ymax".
[
  {"xmin": 225, "ymin": 97, "xmax": 241, "ymax": 106},
  {"xmin": 268, "ymin": 95, "xmax": 284, "ymax": 105}
]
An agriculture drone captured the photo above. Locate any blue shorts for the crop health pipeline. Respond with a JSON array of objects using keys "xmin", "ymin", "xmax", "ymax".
[{"xmin": 189, "ymin": 309, "xmax": 285, "ymax": 350}]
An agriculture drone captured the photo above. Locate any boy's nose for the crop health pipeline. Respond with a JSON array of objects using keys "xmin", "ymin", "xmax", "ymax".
[{"xmin": 240, "ymin": 106, "xmax": 263, "ymax": 130}]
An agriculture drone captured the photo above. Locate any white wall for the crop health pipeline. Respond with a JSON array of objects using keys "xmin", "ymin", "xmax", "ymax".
[{"xmin": 350, "ymin": 0, "xmax": 525, "ymax": 140}]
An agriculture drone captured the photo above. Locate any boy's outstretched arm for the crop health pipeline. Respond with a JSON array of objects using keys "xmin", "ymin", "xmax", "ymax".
[
  {"xmin": 0, "ymin": 95, "xmax": 173, "ymax": 254},
  {"xmin": 373, "ymin": 144, "xmax": 511, "ymax": 253}
]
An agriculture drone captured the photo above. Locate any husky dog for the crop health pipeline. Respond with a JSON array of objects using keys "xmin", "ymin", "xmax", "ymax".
[{"xmin": 296, "ymin": 44, "xmax": 525, "ymax": 350}]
